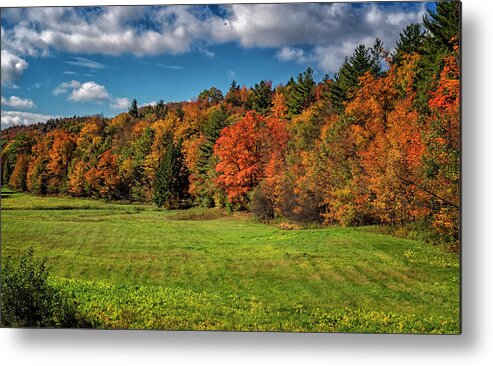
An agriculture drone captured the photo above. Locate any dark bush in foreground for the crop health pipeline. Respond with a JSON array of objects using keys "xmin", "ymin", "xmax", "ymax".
[{"xmin": 1, "ymin": 248, "xmax": 83, "ymax": 328}]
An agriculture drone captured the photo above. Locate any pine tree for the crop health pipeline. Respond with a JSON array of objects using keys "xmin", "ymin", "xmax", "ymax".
[
  {"xmin": 198, "ymin": 87, "xmax": 224, "ymax": 105},
  {"xmin": 225, "ymin": 80, "xmax": 241, "ymax": 106},
  {"xmin": 128, "ymin": 99, "xmax": 139, "ymax": 118},
  {"xmin": 392, "ymin": 23, "xmax": 425, "ymax": 66},
  {"xmin": 370, "ymin": 38, "xmax": 386, "ymax": 76},
  {"xmin": 329, "ymin": 58, "xmax": 351, "ymax": 111},
  {"xmin": 423, "ymin": 1, "xmax": 461, "ymax": 53},
  {"xmin": 156, "ymin": 99, "xmax": 167, "ymax": 119},
  {"xmin": 153, "ymin": 136, "xmax": 189, "ymax": 208},
  {"xmin": 329, "ymin": 44, "xmax": 374, "ymax": 111},
  {"xmin": 350, "ymin": 44, "xmax": 373, "ymax": 75},
  {"xmin": 197, "ymin": 108, "xmax": 229, "ymax": 178},
  {"xmin": 414, "ymin": 1, "xmax": 461, "ymax": 113},
  {"xmin": 1, "ymin": 133, "xmax": 35, "ymax": 186},
  {"xmin": 127, "ymin": 127, "xmax": 155, "ymax": 200},
  {"xmin": 286, "ymin": 67, "xmax": 316, "ymax": 116},
  {"xmin": 194, "ymin": 107, "xmax": 229, "ymax": 206},
  {"xmin": 247, "ymin": 80, "xmax": 273, "ymax": 115}
]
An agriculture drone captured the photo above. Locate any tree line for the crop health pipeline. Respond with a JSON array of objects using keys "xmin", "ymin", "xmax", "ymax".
[{"xmin": 1, "ymin": 3, "xmax": 460, "ymax": 242}]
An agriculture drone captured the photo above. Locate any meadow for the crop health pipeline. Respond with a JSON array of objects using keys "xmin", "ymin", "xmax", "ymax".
[{"xmin": 1, "ymin": 190, "xmax": 460, "ymax": 333}]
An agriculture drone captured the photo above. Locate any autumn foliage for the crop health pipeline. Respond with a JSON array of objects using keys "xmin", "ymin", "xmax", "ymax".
[{"xmin": 1, "ymin": 4, "xmax": 460, "ymax": 243}]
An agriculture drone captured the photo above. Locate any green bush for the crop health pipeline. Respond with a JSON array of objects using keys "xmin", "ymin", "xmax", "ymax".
[{"xmin": 1, "ymin": 248, "xmax": 82, "ymax": 328}]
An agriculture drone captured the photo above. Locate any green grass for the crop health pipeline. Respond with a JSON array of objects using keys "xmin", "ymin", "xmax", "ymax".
[{"xmin": 1, "ymin": 190, "xmax": 460, "ymax": 333}]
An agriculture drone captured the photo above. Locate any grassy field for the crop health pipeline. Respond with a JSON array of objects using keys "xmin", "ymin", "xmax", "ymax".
[{"xmin": 1, "ymin": 190, "xmax": 460, "ymax": 333}]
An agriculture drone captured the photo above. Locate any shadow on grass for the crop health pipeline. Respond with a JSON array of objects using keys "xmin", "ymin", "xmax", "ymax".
[{"xmin": 169, "ymin": 209, "xmax": 230, "ymax": 221}]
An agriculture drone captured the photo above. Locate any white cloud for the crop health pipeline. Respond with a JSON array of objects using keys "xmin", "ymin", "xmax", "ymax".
[
  {"xmin": 365, "ymin": 4, "xmax": 384, "ymax": 25},
  {"xmin": 110, "ymin": 97, "xmax": 130, "ymax": 110},
  {"xmin": 63, "ymin": 71, "xmax": 77, "ymax": 75},
  {"xmin": 276, "ymin": 47, "xmax": 308, "ymax": 64},
  {"xmin": 1, "ymin": 95, "xmax": 36, "ymax": 109},
  {"xmin": 200, "ymin": 48, "xmax": 215, "ymax": 58},
  {"xmin": 1, "ymin": 50, "xmax": 28, "ymax": 85},
  {"xmin": 0, "ymin": 3, "xmax": 428, "ymax": 77},
  {"xmin": 1, "ymin": 110, "xmax": 59, "ymax": 128},
  {"xmin": 68, "ymin": 81, "xmax": 110, "ymax": 103},
  {"xmin": 312, "ymin": 39, "xmax": 376, "ymax": 73},
  {"xmin": 217, "ymin": 3, "xmax": 427, "ymax": 73},
  {"xmin": 53, "ymin": 80, "xmax": 128, "ymax": 109},
  {"xmin": 65, "ymin": 56, "xmax": 105, "ymax": 69},
  {"xmin": 276, "ymin": 43, "xmax": 362, "ymax": 74},
  {"xmin": 52, "ymin": 80, "xmax": 81, "ymax": 95},
  {"xmin": 1, "ymin": 6, "xmax": 219, "ymax": 57},
  {"xmin": 148, "ymin": 63, "xmax": 184, "ymax": 70}
]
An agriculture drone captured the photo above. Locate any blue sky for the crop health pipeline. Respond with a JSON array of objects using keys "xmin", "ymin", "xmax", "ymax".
[{"xmin": 1, "ymin": 2, "xmax": 434, "ymax": 128}]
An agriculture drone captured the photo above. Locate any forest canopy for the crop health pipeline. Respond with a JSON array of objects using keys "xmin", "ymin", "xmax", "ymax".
[{"xmin": 1, "ymin": 2, "xmax": 460, "ymax": 243}]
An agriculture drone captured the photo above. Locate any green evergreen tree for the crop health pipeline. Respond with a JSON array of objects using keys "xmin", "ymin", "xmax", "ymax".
[
  {"xmin": 195, "ymin": 107, "xmax": 229, "ymax": 206},
  {"xmin": 370, "ymin": 38, "xmax": 386, "ymax": 76},
  {"xmin": 229, "ymin": 80, "xmax": 238, "ymax": 92},
  {"xmin": 156, "ymin": 99, "xmax": 167, "ymax": 119},
  {"xmin": 286, "ymin": 67, "xmax": 316, "ymax": 116},
  {"xmin": 328, "ymin": 58, "xmax": 350, "ymax": 111},
  {"xmin": 414, "ymin": 1, "xmax": 461, "ymax": 113},
  {"xmin": 247, "ymin": 80, "xmax": 273, "ymax": 115},
  {"xmin": 128, "ymin": 99, "xmax": 139, "ymax": 118},
  {"xmin": 392, "ymin": 23, "xmax": 425, "ymax": 66},
  {"xmin": 153, "ymin": 136, "xmax": 189, "ymax": 208},
  {"xmin": 329, "ymin": 44, "xmax": 375, "ymax": 111},
  {"xmin": 1, "ymin": 133, "xmax": 35, "ymax": 185},
  {"xmin": 198, "ymin": 87, "xmax": 224, "ymax": 105},
  {"xmin": 201, "ymin": 108, "xmax": 229, "ymax": 159},
  {"xmin": 350, "ymin": 44, "xmax": 374, "ymax": 75},
  {"xmin": 127, "ymin": 127, "xmax": 155, "ymax": 201},
  {"xmin": 423, "ymin": 1, "xmax": 461, "ymax": 53},
  {"xmin": 225, "ymin": 80, "xmax": 241, "ymax": 106}
]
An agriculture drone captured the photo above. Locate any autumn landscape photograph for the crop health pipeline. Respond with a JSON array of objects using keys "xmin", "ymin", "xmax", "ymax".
[{"xmin": 0, "ymin": 1, "xmax": 460, "ymax": 333}]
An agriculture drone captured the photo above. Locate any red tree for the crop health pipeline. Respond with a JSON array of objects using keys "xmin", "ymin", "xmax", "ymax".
[{"xmin": 214, "ymin": 112, "xmax": 265, "ymax": 205}]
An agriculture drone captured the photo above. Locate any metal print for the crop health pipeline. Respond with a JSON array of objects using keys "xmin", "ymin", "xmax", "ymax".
[{"xmin": 0, "ymin": 1, "xmax": 460, "ymax": 333}]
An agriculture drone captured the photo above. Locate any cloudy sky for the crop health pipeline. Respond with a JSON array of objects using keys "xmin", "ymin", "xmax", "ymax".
[{"xmin": 1, "ymin": 1, "xmax": 434, "ymax": 128}]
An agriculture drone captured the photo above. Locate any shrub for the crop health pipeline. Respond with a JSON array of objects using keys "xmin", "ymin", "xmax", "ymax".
[
  {"xmin": 250, "ymin": 187, "xmax": 274, "ymax": 222},
  {"xmin": 290, "ymin": 191, "xmax": 323, "ymax": 224},
  {"xmin": 1, "ymin": 248, "xmax": 81, "ymax": 328}
]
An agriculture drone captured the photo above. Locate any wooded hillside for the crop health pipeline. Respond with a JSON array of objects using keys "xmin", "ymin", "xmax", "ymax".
[{"xmin": 1, "ymin": 2, "xmax": 460, "ymax": 243}]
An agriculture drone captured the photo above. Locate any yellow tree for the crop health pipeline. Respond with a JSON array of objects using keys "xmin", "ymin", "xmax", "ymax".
[
  {"xmin": 46, "ymin": 130, "xmax": 76, "ymax": 193},
  {"xmin": 9, "ymin": 154, "xmax": 30, "ymax": 191}
]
